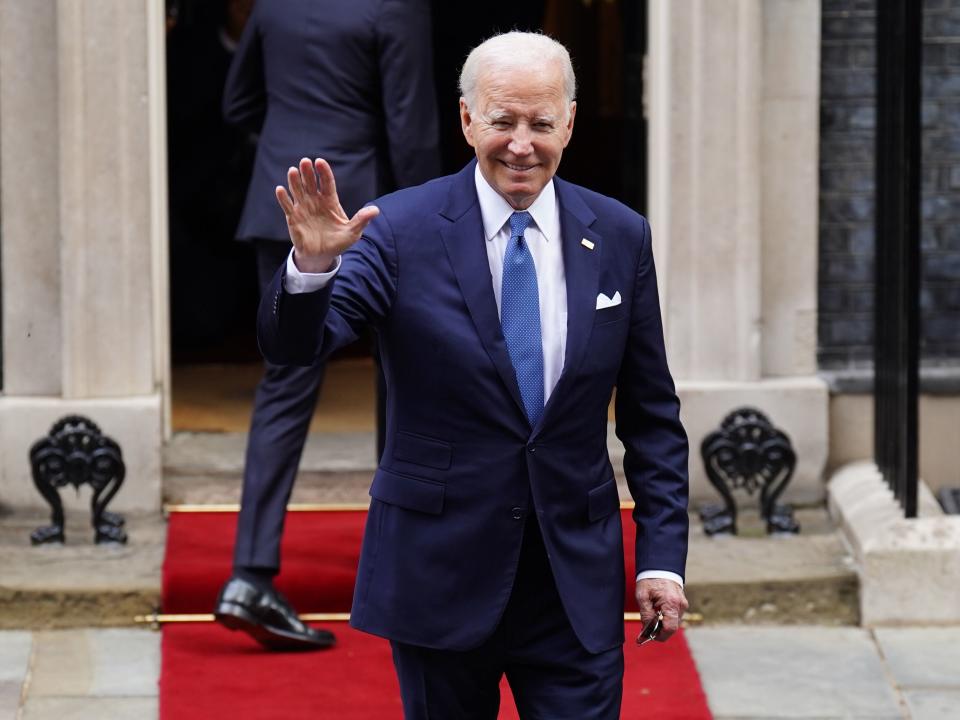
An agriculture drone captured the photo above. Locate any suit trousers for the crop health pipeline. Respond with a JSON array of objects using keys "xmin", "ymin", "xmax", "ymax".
[
  {"xmin": 390, "ymin": 516, "xmax": 624, "ymax": 720},
  {"xmin": 232, "ymin": 240, "xmax": 327, "ymax": 572}
]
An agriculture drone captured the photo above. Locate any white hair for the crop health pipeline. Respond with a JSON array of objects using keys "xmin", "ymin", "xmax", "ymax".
[{"xmin": 458, "ymin": 31, "xmax": 577, "ymax": 111}]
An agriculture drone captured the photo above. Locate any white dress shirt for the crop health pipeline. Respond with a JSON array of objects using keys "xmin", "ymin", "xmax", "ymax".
[
  {"xmin": 284, "ymin": 167, "xmax": 683, "ymax": 589},
  {"xmin": 474, "ymin": 164, "xmax": 566, "ymax": 404}
]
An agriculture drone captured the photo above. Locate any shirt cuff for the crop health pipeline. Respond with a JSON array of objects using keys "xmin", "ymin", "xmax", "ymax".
[
  {"xmin": 284, "ymin": 250, "xmax": 341, "ymax": 294},
  {"xmin": 636, "ymin": 570, "xmax": 684, "ymax": 589}
]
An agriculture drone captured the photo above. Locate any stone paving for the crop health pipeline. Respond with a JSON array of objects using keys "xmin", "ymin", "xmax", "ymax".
[
  {"xmin": 874, "ymin": 628, "xmax": 960, "ymax": 720},
  {"xmin": 1, "ymin": 629, "xmax": 158, "ymax": 719},
  {"xmin": 2, "ymin": 625, "xmax": 958, "ymax": 718}
]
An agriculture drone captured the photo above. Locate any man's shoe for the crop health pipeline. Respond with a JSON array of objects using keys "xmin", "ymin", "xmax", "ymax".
[{"xmin": 214, "ymin": 577, "xmax": 336, "ymax": 651}]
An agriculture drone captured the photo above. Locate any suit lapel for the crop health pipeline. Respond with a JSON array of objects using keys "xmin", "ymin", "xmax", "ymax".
[
  {"xmin": 439, "ymin": 162, "xmax": 528, "ymax": 423},
  {"xmin": 537, "ymin": 178, "xmax": 601, "ymax": 432}
]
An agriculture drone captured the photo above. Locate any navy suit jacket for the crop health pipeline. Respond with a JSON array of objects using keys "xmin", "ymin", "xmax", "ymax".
[
  {"xmin": 259, "ymin": 161, "xmax": 689, "ymax": 653},
  {"xmin": 224, "ymin": 0, "xmax": 440, "ymax": 239}
]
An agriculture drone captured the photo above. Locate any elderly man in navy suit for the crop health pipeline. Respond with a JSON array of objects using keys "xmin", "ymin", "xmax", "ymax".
[
  {"xmin": 213, "ymin": 0, "xmax": 440, "ymax": 650},
  {"xmin": 260, "ymin": 32, "xmax": 688, "ymax": 719}
]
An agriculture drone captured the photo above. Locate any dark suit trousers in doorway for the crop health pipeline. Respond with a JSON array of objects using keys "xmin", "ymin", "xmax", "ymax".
[{"xmin": 232, "ymin": 240, "xmax": 326, "ymax": 572}]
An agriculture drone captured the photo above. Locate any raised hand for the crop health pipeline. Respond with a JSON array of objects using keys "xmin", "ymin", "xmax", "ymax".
[{"xmin": 275, "ymin": 158, "xmax": 380, "ymax": 273}]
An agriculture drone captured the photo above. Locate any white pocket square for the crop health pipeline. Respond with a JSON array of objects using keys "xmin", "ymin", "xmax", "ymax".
[{"xmin": 595, "ymin": 291, "xmax": 621, "ymax": 310}]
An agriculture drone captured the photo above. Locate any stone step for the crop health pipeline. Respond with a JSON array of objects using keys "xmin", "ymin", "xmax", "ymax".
[
  {"xmin": 163, "ymin": 431, "xmax": 379, "ymax": 477},
  {"xmin": 163, "ymin": 429, "xmax": 627, "ymax": 506},
  {"xmin": 163, "ymin": 431, "xmax": 378, "ymax": 506},
  {"xmin": 163, "ymin": 423, "xmax": 857, "ymax": 623},
  {"xmin": 685, "ymin": 509, "xmax": 859, "ymax": 626},
  {"xmin": 1, "ymin": 506, "xmax": 857, "ymax": 630},
  {"xmin": 1, "ymin": 511, "xmax": 858, "ymax": 629},
  {"xmin": 0, "ymin": 434, "xmax": 858, "ymax": 629},
  {"xmin": 0, "ymin": 509, "xmax": 163, "ymax": 630}
]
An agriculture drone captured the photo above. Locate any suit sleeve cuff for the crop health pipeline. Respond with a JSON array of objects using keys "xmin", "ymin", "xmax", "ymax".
[
  {"xmin": 284, "ymin": 250, "xmax": 341, "ymax": 294},
  {"xmin": 636, "ymin": 570, "xmax": 684, "ymax": 588}
]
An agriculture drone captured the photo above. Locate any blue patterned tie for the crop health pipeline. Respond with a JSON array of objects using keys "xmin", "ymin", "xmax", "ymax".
[{"xmin": 501, "ymin": 211, "xmax": 544, "ymax": 426}]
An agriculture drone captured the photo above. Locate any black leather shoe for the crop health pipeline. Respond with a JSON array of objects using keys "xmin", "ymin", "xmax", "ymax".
[{"xmin": 214, "ymin": 577, "xmax": 336, "ymax": 651}]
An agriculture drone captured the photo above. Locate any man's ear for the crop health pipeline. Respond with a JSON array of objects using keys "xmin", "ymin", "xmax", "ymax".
[
  {"xmin": 563, "ymin": 101, "xmax": 577, "ymax": 148},
  {"xmin": 460, "ymin": 98, "xmax": 476, "ymax": 149}
]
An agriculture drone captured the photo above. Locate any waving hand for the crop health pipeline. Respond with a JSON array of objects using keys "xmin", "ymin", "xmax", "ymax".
[{"xmin": 275, "ymin": 158, "xmax": 380, "ymax": 273}]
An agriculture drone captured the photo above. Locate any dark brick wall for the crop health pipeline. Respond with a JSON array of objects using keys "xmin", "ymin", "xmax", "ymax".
[{"xmin": 819, "ymin": 0, "xmax": 960, "ymax": 369}]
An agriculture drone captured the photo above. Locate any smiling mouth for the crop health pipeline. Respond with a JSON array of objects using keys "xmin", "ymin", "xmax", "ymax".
[{"xmin": 501, "ymin": 161, "xmax": 537, "ymax": 173}]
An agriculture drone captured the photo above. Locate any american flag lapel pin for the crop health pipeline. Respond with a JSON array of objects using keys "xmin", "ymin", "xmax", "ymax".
[{"xmin": 581, "ymin": 238, "xmax": 595, "ymax": 250}]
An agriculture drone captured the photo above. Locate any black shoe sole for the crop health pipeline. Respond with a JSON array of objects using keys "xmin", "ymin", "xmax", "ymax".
[{"xmin": 214, "ymin": 602, "xmax": 336, "ymax": 652}]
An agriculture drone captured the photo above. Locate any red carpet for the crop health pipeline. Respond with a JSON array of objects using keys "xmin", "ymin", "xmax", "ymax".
[
  {"xmin": 160, "ymin": 509, "xmax": 712, "ymax": 719},
  {"xmin": 162, "ymin": 510, "xmax": 366, "ymax": 614}
]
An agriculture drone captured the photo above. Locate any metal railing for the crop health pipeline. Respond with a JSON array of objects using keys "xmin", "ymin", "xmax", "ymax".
[{"xmin": 874, "ymin": 0, "xmax": 921, "ymax": 518}]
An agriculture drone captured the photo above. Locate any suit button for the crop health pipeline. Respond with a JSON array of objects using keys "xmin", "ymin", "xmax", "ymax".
[
  {"xmin": 512, "ymin": 507, "xmax": 523, "ymax": 520},
  {"xmin": 527, "ymin": 445, "xmax": 536, "ymax": 454}
]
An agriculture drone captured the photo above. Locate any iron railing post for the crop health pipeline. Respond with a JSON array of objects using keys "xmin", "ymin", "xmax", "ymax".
[{"xmin": 874, "ymin": 0, "xmax": 921, "ymax": 517}]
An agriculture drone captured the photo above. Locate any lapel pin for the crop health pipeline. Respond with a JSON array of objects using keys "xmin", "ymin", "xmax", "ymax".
[{"xmin": 581, "ymin": 238, "xmax": 595, "ymax": 250}]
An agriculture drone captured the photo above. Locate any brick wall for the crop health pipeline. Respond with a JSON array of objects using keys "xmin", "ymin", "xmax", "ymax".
[{"xmin": 819, "ymin": 0, "xmax": 960, "ymax": 370}]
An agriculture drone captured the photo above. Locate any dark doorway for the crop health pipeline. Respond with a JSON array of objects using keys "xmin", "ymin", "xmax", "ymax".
[
  {"xmin": 166, "ymin": 0, "xmax": 260, "ymax": 364},
  {"xmin": 432, "ymin": 0, "xmax": 648, "ymax": 213},
  {"xmin": 165, "ymin": 0, "xmax": 647, "ymax": 366}
]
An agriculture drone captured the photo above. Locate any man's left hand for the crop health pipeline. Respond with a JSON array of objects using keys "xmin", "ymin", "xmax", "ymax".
[{"xmin": 635, "ymin": 578, "xmax": 688, "ymax": 643}]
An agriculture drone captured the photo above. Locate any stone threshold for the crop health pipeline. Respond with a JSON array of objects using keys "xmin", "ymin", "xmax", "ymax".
[
  {"xmin": 0, "ymin": 431, "xmax": 860, "ymax": 629},
  {"xmin": 828, "ymin": 461, "xmax": 960, "ymax": 625},
  {"xmin": 0, "ymin": 502, "xmax": 859, "ymax": 629},
  {"xmin": 0, "ymin": 510, "xmax": 163, "ymax": 630}
]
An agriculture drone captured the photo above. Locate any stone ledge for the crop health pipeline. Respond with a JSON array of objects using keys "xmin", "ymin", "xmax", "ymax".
[
  {"xmin": 819, "ymin": 366, "xmax": 960, "ymax": 395},
  {"xmin": 827, "ymin": 461, "xmax": 960, "ymax": 625}
]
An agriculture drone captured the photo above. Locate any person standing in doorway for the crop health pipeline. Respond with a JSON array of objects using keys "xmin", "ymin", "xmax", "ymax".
[
  {"xmin": 167, "ymin": 0, "xmax": 259, "ymax": 353},
  {"xmin": 214, "ymin": 0, "xmax": 440, "ymax": 650},
  {"xmin": 262, "ymin": 31, "xmax": 689, "ymax": 716}
]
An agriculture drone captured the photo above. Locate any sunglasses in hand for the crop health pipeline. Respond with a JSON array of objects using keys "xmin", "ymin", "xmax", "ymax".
[{"xmin": 636, "ymin": 610, "xmax": 664, "ymax": 646}]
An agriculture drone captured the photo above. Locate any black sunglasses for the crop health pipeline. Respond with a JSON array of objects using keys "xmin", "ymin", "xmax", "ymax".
[{"xmin": 636, "ymin": 611, "xmax": 663, "ymax": 646}]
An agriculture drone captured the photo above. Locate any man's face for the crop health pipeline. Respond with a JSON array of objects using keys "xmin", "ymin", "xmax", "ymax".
[{"xmin": 460, "ymin": 63, "xmax": 576, "ymax": 210}]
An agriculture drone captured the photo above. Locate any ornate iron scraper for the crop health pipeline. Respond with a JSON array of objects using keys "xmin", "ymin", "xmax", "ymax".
[
  {"xmin": 29, "ymin": 415, "xmax": 127, "ymax": 545},
  {"xmin": 699, "ymin": 407, "xmax": 799, "ymax": 536}
]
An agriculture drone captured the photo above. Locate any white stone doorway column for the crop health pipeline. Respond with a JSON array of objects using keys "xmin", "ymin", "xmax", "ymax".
[
  {"xmin": 0, "ymin": 0, "xmax": 170, "ymax": 513},
  {"xmin": 646, "ymin": 0, "xmax": 828, "ymax": 504}
]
